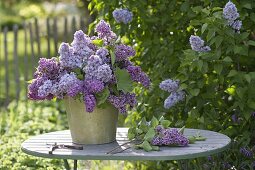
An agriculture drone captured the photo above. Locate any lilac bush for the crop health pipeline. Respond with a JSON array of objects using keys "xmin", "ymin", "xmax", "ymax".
[
  {"xmin": 28, "ymin": 20, "xmax": 150, "ymax": 113},
  {"xmin": 223, "ymin": 1, "xmax": 242, "ymax": 31},
  {"xmin": 112, "ymin": 8, "xmax": 133, "ymax": 24}
]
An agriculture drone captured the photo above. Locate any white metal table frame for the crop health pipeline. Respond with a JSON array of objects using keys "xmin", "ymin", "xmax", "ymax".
[{"xmin": 21, "ymin": 128, "xmax": 231, "ymax": 170}]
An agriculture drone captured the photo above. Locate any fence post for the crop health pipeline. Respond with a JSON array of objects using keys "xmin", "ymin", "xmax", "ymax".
[
  {"xmin": 72, "ymin": 16, "xmax": 77, "ymax": 35},
  {"xmin": 46, "ymin": 17, "xmax": 51, "ymax": 58},
  {"xmin": 23, "ymin": 22, "xmax": 28, "ymax": 101},
  {"xmin": 28, "ymin": 22, "xmax": 35, "ymax": 73},
  {"xmin": 13, "ymin": 25, "xmax": 20, "ymax": 102},
  {"xmin": 3, "ymin": 27, "xmax": 9, "ymax": 107},
  {"xmin": 35, "ymin": 18, "xmax": 41, "ymax": 58},
  {"xmin": 53, "ymin": 18, "xmax": 58, "ymax": 56}
]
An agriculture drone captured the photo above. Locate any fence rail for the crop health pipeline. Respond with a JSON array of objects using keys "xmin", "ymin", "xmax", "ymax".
[{"xmin": 0, "ymin": 16, "xmax": 92, "ymax": 107}]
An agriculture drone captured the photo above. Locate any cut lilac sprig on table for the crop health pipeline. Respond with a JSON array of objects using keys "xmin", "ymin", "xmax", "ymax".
[{"xmin": 28, "ymin": 19, "xmax": 150, "ymax": 113}]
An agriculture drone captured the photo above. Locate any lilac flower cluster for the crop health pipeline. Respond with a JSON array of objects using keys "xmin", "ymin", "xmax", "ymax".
[
  {"xmin": 126, "ymin": 65, "xmax": 150, "ymax": 88},
  {"xmin": 240, "ymin": 147, "xmax": 253, "ymax": 158},
  {"xmin": 108, "ymin": 93, "xmax": 137, "ymax": 114},
  {"xmin": 28, "ymin": 19, "xmax": 150, "ymax": 113},
  {"xmin": 159, "ymin": 79, "xmax": 185, "ymax": 109},
  {"xmin": 112, "ymin": 8, "xmax": 133, "ymax": 24},
  {"xmin": 189, "ymin": 35, "xmax": 211, "ymax": 52},
  {"xmin": 151, "ymin": 126, "xmax": 189, "ymax": 146},
  {"xmin": 223, "ymin": 1, "xmax": 242, "ymax": 31}
]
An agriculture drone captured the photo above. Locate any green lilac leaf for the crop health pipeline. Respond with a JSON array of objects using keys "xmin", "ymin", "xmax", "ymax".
[
  {"xmin": 142, "ymin": 141, "xmax": 153, "ymax": 152},
  {"xmin": 92, "ymin": 39, "xmax": 104, "ymax": 46},
  {"xmin": 96, "ymin": 88, "xmax": 110, "ymax": 106},
  {"xmin": 151, "ymin": 116, "xmax": 159, "ymax": 128},
  {"xmin": 144, "ymin": 127, "xmax": 155, "ymax": 141},
  {"xmin": 115, "ymin": 67, "xmax": 133, "ymax": 93},
  {"xmin": 161, "ymin": 120, "xmax": 171, "ymax": 128},
  {"xmin": 110, "ymin": 50, "xmax": 116, "ymax": 66}
]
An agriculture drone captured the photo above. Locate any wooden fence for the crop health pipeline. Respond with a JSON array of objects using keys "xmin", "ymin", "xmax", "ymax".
[{"xmin": 0, "ymin": 16, "xmax": 92, "ymax": 107}]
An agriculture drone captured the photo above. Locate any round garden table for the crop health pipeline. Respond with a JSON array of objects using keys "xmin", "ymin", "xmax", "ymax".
[{"xmin": 21, "ymin": 128, "xmax": 231, "ymax": 170}]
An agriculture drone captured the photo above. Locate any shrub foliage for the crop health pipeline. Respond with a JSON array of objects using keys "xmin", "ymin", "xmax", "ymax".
[{"xmin": 89, "ymin": 0, "xmax": 255, "ymax": 169}]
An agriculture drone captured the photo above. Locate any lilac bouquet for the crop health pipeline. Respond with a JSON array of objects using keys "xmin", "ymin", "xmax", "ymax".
[{"xmin": 28, "ymin": 20, "xmax": 150, "ymax": 114}]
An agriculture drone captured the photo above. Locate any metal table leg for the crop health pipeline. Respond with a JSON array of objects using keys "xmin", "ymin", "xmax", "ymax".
[
  {"xmin": 63, "ymin": 159, "xmax": 70, "ymax": 170},
  {"xmin": 74, "ymin": 160, "xmax": 78, "ymax": 170},
  {"xmin": 178, "ymin": 160, "xmax": 188, "ymax": 170}
]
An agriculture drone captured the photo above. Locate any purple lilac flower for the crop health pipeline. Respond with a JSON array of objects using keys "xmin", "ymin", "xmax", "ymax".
[
  {"xmin": 84, "ymin": 94, "xmax": 96, "ymax": 112},
  {"xmin": 71, "ymin": 30, "xmax": 94, "ymax": 63},
  {"xmin": 231, "ymin": 20, "xmax": 242, "ymax": 31},
  {"xmin": 28, "ymin": 77, "xmax": 48, "ymax": 100},
  {"xmin": 38, "ymin": 80, "xmax": 53, "ymax": 98},
  {"xmin": 151, "ymin": 128, "xmax": 188, "ymax": 146},
  {"xmin": 95, "ymin": 64, "xmax": 113, "ymax": 83},
  {"xmin": 84, "ymin": 79, "xmax": 104, "ymax": 94},
  {"xmin": 112, "ymin": 8, "xmax": 133, "ymax": 24},
  {"xmin": 222, "ymin": 162, "xmax": 232, "ymax": 169},
  {"xmin": 240, "ymin": 147, "xmax": 253, "ymax": 158},
  {"xmin": 126, "ymin": 65, "xmax": 150, "ymax": 88},
  {"xmin": 107, "ymin": 92, "xmax": 137, "ymax": 114},
  {"xmin": 159, "ymin": 79, "xmax": 179, "ymax": 93},
  {"xmin": 223, "ymin": 1, "xmax": 242, "ymax": 31},
  {"xmin": 251, "ymin": 112, "xmax": 255, "ymax": 117},
  {"xmin": 36, "ymin": 58, "xmax": 60, "ymax": 79},
  {"xmin": 54, "ymin": 72, "xmax": 82, "ymax": 98},
  {"xmin": 164, "ymin": 91, "xmax": 185, "ymax": 109},
  {"xmin": 155, "ymin": 125, "xmax": 164, "ymax": 133},
  {"xmin": 115, "ymin": 44, "xmax": 135, "ymax": 61},
  {"xmin": 151, "ymin": 136, "xmax": 162, "ymax": 146},
  {"xmin": 189, "ymin": 35, "xmax": 211, "ymax": 52},
  {"xmin": 84, "ymin": 55, "xmax": 103, "ymax": 79},
  {"xmin": 95, "ymin": 20, "xmax": 117, "ymax": 44},
  {"xmin": 96, "ymin": 48, "xmax": 110, "ymax": 63},
  {"xmin": 59, "ymin": 43, "xmax": 81, "ymax": 69},
  {"xmin": 223, "ymin": 1, "xmax": 239, "ymax": 24}
]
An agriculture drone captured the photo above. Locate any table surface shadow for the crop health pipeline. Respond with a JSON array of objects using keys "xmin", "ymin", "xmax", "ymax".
[{"xmin": 21, "ymin": 128, "xmax": 231, "ymax": 161}]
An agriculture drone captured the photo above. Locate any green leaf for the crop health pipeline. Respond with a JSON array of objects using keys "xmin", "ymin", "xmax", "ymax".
[
  {"xmin": 214, "ymin": 63, "xmax": 223, "ymax": 75},
  {"xmin": 188, "ymin": 136, "xmax": 196, "ymax": 144},
  {"xmin": 243, "ymin": 111, "xmax": 251, "ymax": 121},
  {"xmin": 161, "ymin": 120, "xmax": 171, "ymax": 128},
  {"xmin": 223, "ymin": 57, "xmax": 232, "ymax": 62},
  {"xmin": 215, "ymin": 36, "xmax": 223, "ymax": 49},
  {"xmin": 244, "ymin": 74, "xmax": 251, "ymax": 83},
  {"xmin": 110, "ymin": 50, "xmax": 116, "ymax": 66},
  {"xmin": 151, "ymin": 145, "xmax": 160, "ymax": 151},
  {"xmin": 115, "ymin": 67, "xmax": 133, "ymax": 93},
  {"xmin": 151, "ymin": 116, "xmax": 159, "ymax": 128},
  {"xmin": 141, "ymin": 141, "xmax": 153, "ymax": 152},
  {"xmin": 227, "ymin": 70, "xmax": 238, "ymax": 77},
  {"xmin": 201, "ymin": 23, "xmax": 208, "ymax": 34},
  {"xmin": 159, "ymin": 116, "xmax": 165, "ymax": 122},
  {"xmin": 139, "ymin": 118, "xmax": 149, "ymax": 133},
  {"xmin": 128, "ymin": 127, "xmax": 136, "ymax": 140},
  {"xmin": 92, "ymin": 39, "xmax": 104, "ymax": 46},
  {"xmin": 144, "ymin": 127, "xmax": 156, "ymax": 141},
  {"xmin": 248, "ymin": 101, "xmax": 255, "ymax": 110},
  {"xmin": 243, "ymin": 3, "xmax": 252, "ymax": 9},
  {"xmin": 207, "ymin": 29, "xmax": 215, "ymax": 41},
  {"xmin": 178, "ymin": 126, "xmax": 185, "ymax": 134},
  {"xmin": 96, "ymin": 88, "xmax": 110, "ymax": 106},
  {"xmin": 190, "ymin": 88, "xmax": 200, "ymax": 96},
  {"xmin": 248, "ymin": 40, "xmax": 255, "ymax": 46}
]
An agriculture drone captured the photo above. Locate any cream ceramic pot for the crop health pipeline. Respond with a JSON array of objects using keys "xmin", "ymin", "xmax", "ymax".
[{"xmin": 64, "ymin": 97, "xmax": 118, "ymax": 145}]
